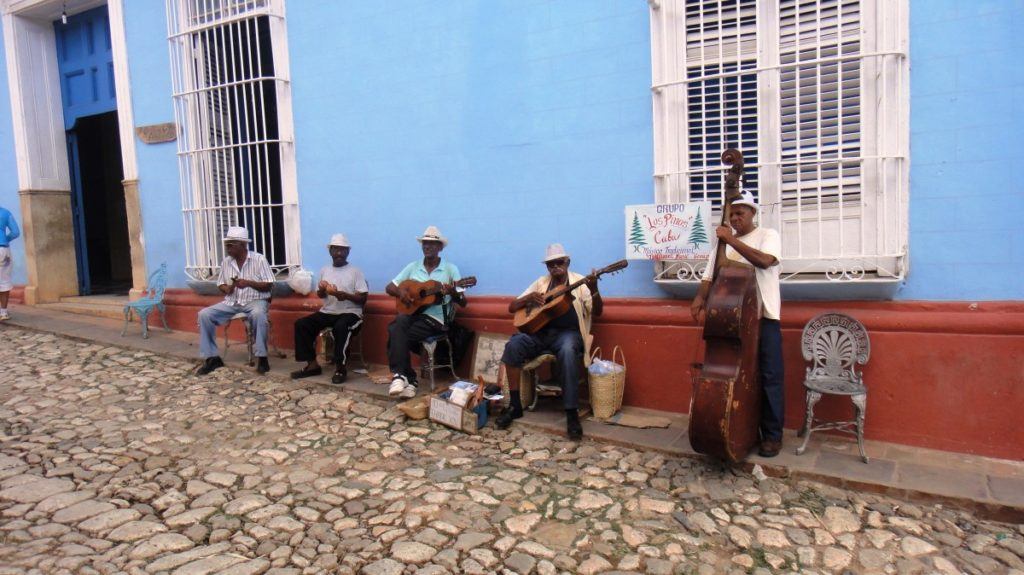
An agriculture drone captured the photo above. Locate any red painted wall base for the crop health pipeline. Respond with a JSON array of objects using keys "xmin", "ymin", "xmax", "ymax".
[{"xmin": 13, "ymin": 286, "xmax": 1024, "ymax": 461}]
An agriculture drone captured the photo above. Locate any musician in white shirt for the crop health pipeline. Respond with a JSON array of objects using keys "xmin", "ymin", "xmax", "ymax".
[{"xmin": 691, "ymin": 191, "xmax": 785, "ymax": 457}]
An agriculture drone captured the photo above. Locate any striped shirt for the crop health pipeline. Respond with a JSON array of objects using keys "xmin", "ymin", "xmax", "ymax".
[{"xmin": 216, "ymin": 251, "xmax": 275, "ymax": 306}]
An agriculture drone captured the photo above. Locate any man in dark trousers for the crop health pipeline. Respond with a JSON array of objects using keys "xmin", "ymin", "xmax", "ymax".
[
  {"xmin": 385, "ymin": 226, "xmax": 466, "ymax": 399},
  {"xmin": 691, "ymin": 190, "xmax": 785, "ymax": 457},
  {"xmin": 496, "ymin": 243, "xmax": 603, "ymax": 441},
  {"xmin": 290, "ymin": 234, "xmax": 368, "ymax": 384}
]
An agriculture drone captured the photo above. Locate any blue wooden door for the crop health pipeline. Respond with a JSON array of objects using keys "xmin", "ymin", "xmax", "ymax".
[
  {"xmin": 55, "ymin": 6, "xmax": 116, "ymax": 128},
  {"xmin": 55, "ymin": 6, "xmax": 116, "ymax": 294}
]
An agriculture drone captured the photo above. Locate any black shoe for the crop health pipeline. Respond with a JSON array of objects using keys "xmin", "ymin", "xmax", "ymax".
[
  {"xmin": 758, "ymin": 439, "xmax": 782, "ymax": 458},
  {"xmin": 196, "ymin": 356, "xmax": 224, "ymax": 376},
  {"xmin": 290, "ymin": 365, "xmax": 322, "ymax": 379},
  {"xmin": 256, "ymin": 357, "xmax": 270, "ymax": 374},
  {"xmin": 495, "ymin": 407, "xmax": 523, "ymax": 430},
  {"xmin": 331, "ymin": 366, "xmax": 347, "ymax": 385},
  {"xmin": 566, "ymin": 409, "xmax": 583, "ymax": 441}
]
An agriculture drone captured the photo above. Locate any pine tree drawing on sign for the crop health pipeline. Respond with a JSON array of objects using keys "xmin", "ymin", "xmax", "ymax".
[
  {"xmin": 629, "ymin": 212, "xmax": 647, "ymax": 253},
  {"xmin": 689, "ymin": 210, "xmax": 708, "ymax": 248}
]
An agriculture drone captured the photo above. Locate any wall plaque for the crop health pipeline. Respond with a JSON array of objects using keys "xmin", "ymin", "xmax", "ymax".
[{"xmin": 135, "ymin": 123, "xmax": 177, "ymax": 144}]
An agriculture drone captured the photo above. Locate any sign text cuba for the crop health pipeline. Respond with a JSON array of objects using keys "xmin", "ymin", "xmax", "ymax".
[{"xmin": 624, "ymin": 202, "xmax": 713, "ymax": 261}]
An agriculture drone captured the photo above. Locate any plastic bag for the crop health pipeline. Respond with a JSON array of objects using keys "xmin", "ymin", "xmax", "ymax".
[
  {"xmin": 588, "ymin": 358, "xmax": 624, "ymax": 376},
  {"xmin": 287, "ymin": 268, "xmax": 315, "ymax": 295}
]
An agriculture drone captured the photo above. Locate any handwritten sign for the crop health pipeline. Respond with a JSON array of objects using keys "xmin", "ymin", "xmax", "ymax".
[
  {"xmin": 625, "ymin": 202, "xmax": 714, "ymax": 261},
  {"xmin": 429, "ymin": 397, "xmax": 464, "ymax": 430}
]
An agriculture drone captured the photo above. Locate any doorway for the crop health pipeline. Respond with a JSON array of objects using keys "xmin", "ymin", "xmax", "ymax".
[
  {"xmin": 68, "ymin": 112, "xmax": 131, "ymax": 294},
  {"xmin": 55, "ymin": 5, "xmax": 131, "ymax": 295}
]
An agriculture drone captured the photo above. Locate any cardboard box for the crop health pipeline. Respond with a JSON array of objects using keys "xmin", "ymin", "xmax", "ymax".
[{"xmin": 429, "ymin": 394, "xmax": 488, "ymax": 434}]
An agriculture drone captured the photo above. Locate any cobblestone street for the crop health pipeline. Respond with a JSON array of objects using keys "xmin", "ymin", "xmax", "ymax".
[{"xmin": 0, "ymin": 327, "xmax": 1021, "ymax": 575}]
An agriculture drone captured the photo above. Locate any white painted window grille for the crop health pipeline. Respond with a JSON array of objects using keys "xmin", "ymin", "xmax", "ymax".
[
  {"xmin": 166, "ymin": 0, "xmax": 300, "ymax": 281},
  {"xmin": 650, "ymin": 0, "xmax": 908, "ymax": 285}
]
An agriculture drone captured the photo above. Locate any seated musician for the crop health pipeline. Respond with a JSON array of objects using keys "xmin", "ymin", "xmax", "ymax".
[
  {"xmin": 497, "ymin": 244, "xmax": 603, "ymax": 441},
  {"xmin": 195, "ymin": 226, "xmax": 275, "ymax": 376},
  {"xmin": 691, "ymin": 191, "xmax": 784, "ymax": 457},
  {"xmin": 384, "ymin": 226, "xmax": 467, "ymax": 399},
  {"xmin": 290, "ymin": 234, "xmax": 369, "ymax": 384}
]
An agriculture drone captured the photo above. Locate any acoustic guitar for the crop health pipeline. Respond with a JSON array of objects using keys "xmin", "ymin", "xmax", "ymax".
[
  {"xmin": 512, "ymin": 260, "xmax": 627, "ymax": 334},
  {"xmin": 395, "ymin": 276, "xmax": 477, "ymax": 316}
]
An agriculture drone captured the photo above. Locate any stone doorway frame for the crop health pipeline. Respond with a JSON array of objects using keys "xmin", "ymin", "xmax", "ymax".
[{"xmin": 2, "ymin": 0, "xmax": 144, "ymax": 303}]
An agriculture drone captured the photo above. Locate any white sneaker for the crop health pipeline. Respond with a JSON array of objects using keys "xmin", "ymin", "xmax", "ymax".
[
  {"xmin": 0, "ymin": 311, "xmax": 9, "ymax": 321},
  {"xmin": 399, "ymin": 383, "xmax": 417, "ymax": 399},
  {"xmin": 388, "ymin": 374, "xmax": 408, "ymax": 397}
]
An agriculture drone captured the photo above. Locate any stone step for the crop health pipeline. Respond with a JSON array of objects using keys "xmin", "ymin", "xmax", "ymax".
[{"xmin": 38, "ymin": 297, "xmax": 129, "ymax": 321}]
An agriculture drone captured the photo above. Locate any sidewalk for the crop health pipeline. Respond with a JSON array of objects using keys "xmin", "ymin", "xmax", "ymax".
[{"xmin": 3, "ymin": 304, "xmax": 1022, "ymax": 522}]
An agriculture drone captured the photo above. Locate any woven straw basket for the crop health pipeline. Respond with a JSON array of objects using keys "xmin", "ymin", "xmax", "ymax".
[{"xmin": 589, "ymin": 346, "xmax": 626, "ymax": 419}]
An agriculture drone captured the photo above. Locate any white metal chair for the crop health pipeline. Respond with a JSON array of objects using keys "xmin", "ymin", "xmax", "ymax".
[
  {"xmin": 419, "ymin": 333, "xmax": 456, "ymax": 392},
  {"xmin": 796, "ymin": 312, "xmax": 872, "ymax": 463}
]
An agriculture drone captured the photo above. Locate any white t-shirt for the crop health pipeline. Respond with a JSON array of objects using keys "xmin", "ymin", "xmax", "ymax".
[
  {"xmin": 701, "ymin": 226, "xmax": 782, "ymax": 320},
  {"xmin": 319, "ymin": 264, "xmax": 369, "ymax": 316}
]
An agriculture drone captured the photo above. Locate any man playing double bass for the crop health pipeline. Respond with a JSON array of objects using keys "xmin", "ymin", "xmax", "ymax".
[
  {"xmin": 496, "ymin": 244, "xmax": 602, "ymax": 441},
  {"xmin": 690, "ymin": 191, "xmax": 785, "ymax": 458}
]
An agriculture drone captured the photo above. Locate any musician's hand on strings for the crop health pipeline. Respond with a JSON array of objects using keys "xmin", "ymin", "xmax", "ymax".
[
  {"xmin": 585, "ymin": 269, "xmax": 600, "ymax": 293},
  {"xmin": 715, "ymin": 225, "xmax": 735, "ymax": 244},
  {"xmin": 526, "ymin": 292, "xmax": 545, "ymax": 308},
  {"xmin": 399, "ymin": 289, "xmax": 415, "ymax": 306}
]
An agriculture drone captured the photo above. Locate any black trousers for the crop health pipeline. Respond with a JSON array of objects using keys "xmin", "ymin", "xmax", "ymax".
[
  {"xmin": 387, "ymin": 314, "xmax": 445, "ymax": 384},
  {"xmin": 294, "ymin": 312, "xmax": 363, "ymax": 365},
  {"xmin": 759, "ymin": 319, "xmax": 785, "ymax": 441}
]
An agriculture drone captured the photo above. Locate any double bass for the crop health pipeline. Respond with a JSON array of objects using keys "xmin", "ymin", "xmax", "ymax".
[{"xmin": 688, "ymin": 149, "xmax": 763, "ymax": 462}]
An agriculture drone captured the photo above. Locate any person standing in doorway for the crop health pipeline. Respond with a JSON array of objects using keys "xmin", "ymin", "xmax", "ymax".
[{"xmin": 0, "ymin": 206, "xmax": 21, "ymax": 321}]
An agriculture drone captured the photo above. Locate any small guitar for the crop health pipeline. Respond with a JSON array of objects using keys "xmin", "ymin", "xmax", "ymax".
[
  {"xmin": 512, "ymin": 260, "xmax": 627, "ymax": 334},
  {"xmin": 395, "ymin": 276, "xmax": 477, "ymax": 316}
]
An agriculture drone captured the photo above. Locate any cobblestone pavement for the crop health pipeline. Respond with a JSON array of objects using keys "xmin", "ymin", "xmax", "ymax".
[{"xmin": 0, "ymin": 328, "xmax": 1022, "ymax": 575}]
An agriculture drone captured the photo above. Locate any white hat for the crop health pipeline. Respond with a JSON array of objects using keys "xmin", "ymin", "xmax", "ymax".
[
  {"xmin": 222, "ymin": 226, "xmax": 251, "ymax": 243},
  {"xmin": 416, "ymin": 225, "xmax": 447, "ymax": 247},
  {"xmin": 327, "ymin": 233, "xmax": 350, "ymax": 248},
  {"xmin": 543, "ymin": 243, "xmax": 570, "ymax": 263},
  {"xmin": 732, "ymin": 190, "xmax": 758, "ymax": 211}
]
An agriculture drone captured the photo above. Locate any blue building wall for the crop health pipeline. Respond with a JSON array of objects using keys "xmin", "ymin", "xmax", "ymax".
[
  {"xmin": 0, "ymin": 0, "xmax": 1021, "ymax": 301},
  {"xmin": 286, "ymin": 1, "xmax": 655, "ymax": 297},
  {"xmin": 905, "ymin": 0, "xmax": 1024, "ymax": 300}
]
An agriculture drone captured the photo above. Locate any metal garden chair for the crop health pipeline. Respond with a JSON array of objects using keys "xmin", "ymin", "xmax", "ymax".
[
  {"xmin": 120, "ymin": 262, "xmax": 171, "ymax": 339},
  {"xmin": 796, "ymin": 312, "xmax": 872, "ymax": 463}
]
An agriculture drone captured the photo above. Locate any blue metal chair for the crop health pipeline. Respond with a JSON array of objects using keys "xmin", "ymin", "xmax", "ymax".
[{"xmin": 121, "ymin": 263, "xmax": 171, "ymax": 339}]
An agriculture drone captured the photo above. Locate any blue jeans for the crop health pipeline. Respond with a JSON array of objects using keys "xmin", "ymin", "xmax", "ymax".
[
  {"xmin": 501, "ymin": 328, "xmax": 584, "ymax": 410},
  {"xmin": 197, "ymin": 300, "xmax": 269, "ymax": 359},
  {"xmin": 759, "ymin": 319, "xmax": 785, "ymax": 441}
]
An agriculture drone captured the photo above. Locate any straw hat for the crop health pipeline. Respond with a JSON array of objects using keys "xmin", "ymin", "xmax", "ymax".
[{"xmin": 416, "ymin": 225, "xmax": 447, "ymax": 247}]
